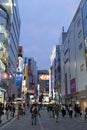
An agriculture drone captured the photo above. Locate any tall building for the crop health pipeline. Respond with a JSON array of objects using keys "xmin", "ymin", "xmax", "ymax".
[
  {"xmin": 0, "ymin": 0, "xmax": 12, "ymax": 102},
  {"xmin": 0, "ymin": 0, "xmax": 21, "ymax": 102},
  {"xmin": 28, "ymin": 58, "xmax": 37, "ymax": 95},
  {"xmin": 37, "ymin": 70, "xmax": 49, "ymax": 101},
  {"xmin": 50, "ymin": 45, "xmax": 61, "ymax": 102},
  {"xmin": 22, "ymin": 57, "xmax": 37, "ymax": 102},
  {"xmin": 16, "ymin": 46, "xmax": 23, "ymax": 97},
  {"xmin": 60, "ymin": 0, "xmax": 87, "ymax": 111}
]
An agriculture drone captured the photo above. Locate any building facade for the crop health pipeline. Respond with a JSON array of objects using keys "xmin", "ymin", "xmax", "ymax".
[
  {"xmin": 22, "ymin": 57, "xmax": 37, "ymax": 102},
  {"xmin": 0, "ymin": 0, "xmax": 21, "ymax": 102},
  {"xmin": 37, "ymin": 70, "xmax": 49, "ymax": 100},
  {"xmin": 61, "ymin": 0, "xmax": 87, "ymax": 111},
  {"xmin": 50, "ymin": 45, "xmax": 61, "ymax": 102},
  {"xmin": 8, "ymin": 0, "xmax": 21, "ymax": 99}
]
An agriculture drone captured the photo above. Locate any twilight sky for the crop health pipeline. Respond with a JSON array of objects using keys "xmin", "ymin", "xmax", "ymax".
[{"xmin": 18, "ymin": 0, "xmax": 80, "ymax": 70}]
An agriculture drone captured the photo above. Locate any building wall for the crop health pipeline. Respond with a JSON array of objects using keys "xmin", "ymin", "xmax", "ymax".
[
  {"xmin": 50, "ymin": 45, "xmax": 61, "ymax": 100},
  {"xmin": 8, "ymin": 0, "xmax": 21, "ymax": 98},
  {"xmin": 0, "ymin": 0, "xmax": 21, "ymax": 98},
  {"xmin": 9, "ymin": 0, "xmax": 21, "ymax": 74},
  {"xmin": 60, "ymin": 0, "xmax": 87, "ymax": 110}
]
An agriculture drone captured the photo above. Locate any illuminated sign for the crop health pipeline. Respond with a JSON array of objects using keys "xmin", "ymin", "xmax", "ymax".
[
  {"xmin": 28, "ymin": 89, "xmax": 35, "ymax": 94},
  {"xmin": 40, "ymin": 75, "xmax": 50, "ymax": 80},
  {"xmin": 16, "ymin": 56, "xmax": 24, "ymax": 72},
  {"xmin": 16, "ymin": 74, "xmax": 22, "ymax": 88}
]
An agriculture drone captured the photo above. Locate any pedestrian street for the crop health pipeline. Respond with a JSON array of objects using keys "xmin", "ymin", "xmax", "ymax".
[{"xmin": 0, "ymin": 109, "xmax": 87, "ymax": 130}]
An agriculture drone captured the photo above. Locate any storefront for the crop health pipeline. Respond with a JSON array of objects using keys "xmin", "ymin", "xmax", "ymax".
[
  {"xmin": 79, "ymin": 90, "xmax": 87, "ymax": 112},
  {"xmin": 0, "ymin": 87, "xmax": 6, "ymax": 103}
]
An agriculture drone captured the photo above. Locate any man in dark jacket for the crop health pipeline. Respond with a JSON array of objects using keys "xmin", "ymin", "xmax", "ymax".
[{"xmin": 30, "ymin": 103, "xmax": 38, "ymax": 125}]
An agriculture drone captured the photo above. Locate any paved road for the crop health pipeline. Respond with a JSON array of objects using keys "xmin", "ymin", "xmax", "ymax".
[{"xmin": 0, "ymin": 109, "xmax": 87, "ymax": 130}]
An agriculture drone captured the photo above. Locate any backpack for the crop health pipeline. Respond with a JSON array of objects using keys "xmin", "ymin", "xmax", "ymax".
[
  {"xmin": 33, "ymin": 106, "xmax": 38, "ymax": 114},
  {"xmin": 32, "ymin": 106, "xmax": 38, "ymax": 115}
]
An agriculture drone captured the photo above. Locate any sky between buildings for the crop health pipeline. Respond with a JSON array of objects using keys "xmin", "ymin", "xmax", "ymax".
[{"xmin": 18, "ymin": 0, "xmax": 80, "ymax": 70}]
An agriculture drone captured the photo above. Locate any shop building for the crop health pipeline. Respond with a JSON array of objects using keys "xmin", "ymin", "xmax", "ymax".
[
  {"xmin": 0, "ymin": 0, "xmax": 21, "ymax": 102},
  {"xmin": 50, "ymin": 45, "xmax": 61, "ymax": 103},
  {"xmin": 60, "ymin": 0, "xmax": 87, "ymax": 111}
]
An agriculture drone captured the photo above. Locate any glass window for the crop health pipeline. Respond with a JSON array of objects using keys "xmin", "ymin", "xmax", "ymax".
[
  {"xmin": 0, "ymin": 9, "xmax": 7, "ymax": 19},
  {"xmin": 82, "ymin": 1, "xmax": 87, "ymax": 38},
  {"xmin": 79, "ymin": 42, "xmax": 83, "ymax": 50},
  {"xmin": 78, "ymin": 30, "xmax": 82, "ymax": 38}
]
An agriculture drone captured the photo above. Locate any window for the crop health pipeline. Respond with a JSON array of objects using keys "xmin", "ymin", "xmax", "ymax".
[
  {"xmin": 64, "ymin": 49, "xmax": 68, "ymax": 55},
  {"xmin": 78, "ymin": 30, "xmax": 82, "ymax": 38},
  {"xmin": 79, "ymin": 42, "xmax": 83, "ymax": 50},
  {"xmin": 77, "ymin": 18, "xmax": 81, "ymax": 27}
]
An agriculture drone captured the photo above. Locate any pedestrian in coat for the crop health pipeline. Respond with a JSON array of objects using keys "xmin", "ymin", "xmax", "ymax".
[{"xmin": 69, "ymin": 104, "xmax": 73, "ymax": 118}]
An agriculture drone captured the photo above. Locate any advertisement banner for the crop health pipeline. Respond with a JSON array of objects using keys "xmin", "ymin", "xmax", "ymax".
[
  {"xmin": 70, "ymin": 78, "xmax": 76, "ymax": 94},
  {"xmin": 16, "ymin": 74, "xmax": 22, "ymax": 88}
]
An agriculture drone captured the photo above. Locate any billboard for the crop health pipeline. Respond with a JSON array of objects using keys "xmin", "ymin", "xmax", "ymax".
[
  {"xmin": 16, "ymin": 56, "xmax": 24, "ymax": 73},
  {"xmin": 16, "ymin": 74, "xmax": 22, "ymax": 88},
  {"xmin": 28, "ymin": 89, "xmax": 35, "ymax": 94},
  {"xmin": 40, "ymin": 74, "xmax": 50, "ymax": 80},
  {"xmin": 70, "ymin": 78, "xmax": 76, "ymax": 94}
]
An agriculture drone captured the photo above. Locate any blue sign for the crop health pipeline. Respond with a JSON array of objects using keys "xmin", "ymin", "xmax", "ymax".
[{"xmin": 16, "ymin": 74, "xmax": 22, "ymax": 88}]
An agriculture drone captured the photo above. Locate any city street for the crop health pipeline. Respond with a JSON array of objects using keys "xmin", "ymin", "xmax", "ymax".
[{"xmin": 0, "ymin": 109, "xmax": 87, "ymax": 130}]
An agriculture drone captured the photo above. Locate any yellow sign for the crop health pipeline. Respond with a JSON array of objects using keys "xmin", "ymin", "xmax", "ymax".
[{"xmin": 40, "ymin": 75, "xmax": 50, "ymax": 80}]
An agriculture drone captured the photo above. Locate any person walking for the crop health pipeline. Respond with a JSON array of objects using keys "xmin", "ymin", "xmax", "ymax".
[
  {"xmin": 52, "ymin": 104, "xmax": 55, "ymax": 118},
  {"xmin": 5, "ymin": 104, "xmax": 9, "ymax": 119},
  {"xmin": 69, "ymin": 104, "xmax": 73, "ymax": 118},
  {"xmin": 54, "ymin": 104, "xmax": 59, "ymax": 123},
  {"xmin": 49, "ymin": 104, "xmax": 53, "ymax": 118},
  {"xmin": 11, "ymin": 103, "xmax": 15, "ymax": 117},
  {"xmin": 30, "ymin": 103, "xmax": 39, "ymax": 125},
  {"xmin": 22, "ymin": 104, "xmax": 26, "ymax": 115},
  {"xmin": 61, "ymin": 104, "xmax": 66, "ymax": 117}
]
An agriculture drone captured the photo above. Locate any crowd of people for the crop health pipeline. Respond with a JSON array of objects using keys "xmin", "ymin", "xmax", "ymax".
[
  {"xmin": 0, "ymin": 101, "xmax": 27, "ymax": 123},
  {"xmin": 0, "ymin": 100, "xmax": 87, "ymax": 126},
  {"xmin": 46, "ymin": 103, "xmax": 87, "ymax": 122}
]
